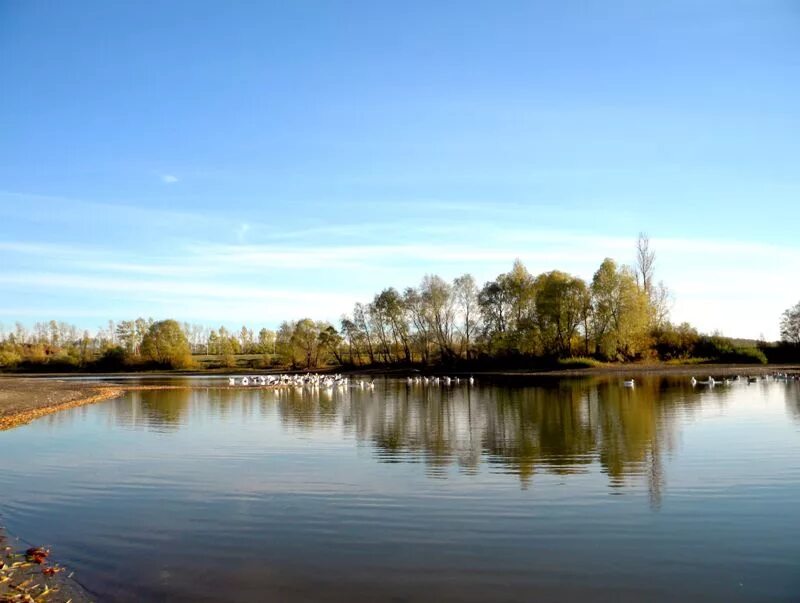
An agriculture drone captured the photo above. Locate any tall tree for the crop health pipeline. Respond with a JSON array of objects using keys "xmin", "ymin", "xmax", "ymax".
[
  {"xmin": 318, "ymin": 325, "xmax": 344, "ymax": 364},
  {"xmin": 592, "ymin": 259, "xmax": 651, "ymax": 359},
  {"xmin": 534, "ymin": 271, "xmax": 587, "ymax": 356},
  {"xmin": 404, "ymin": 286, "xmax": 433, "ymax": 364},
  {"xmin": 352, "ymin": 303, "xmax": 375, "ymax": 364},
  {"xmin": 780, "ymin": 301, "xmax": 800, "ymax": 344},
  {"xmin": 420, "ymin": 274, "xmax": 456, "ymax": 359},
  {"xmin": 453, "ymin": 273, "xmax": 479, "ymax": 359},
  {"xmin": 290, "ymin": 319, "xmax": 325, "ymax": 369},
  {"xmin": 635, "ymin": 232, "xmax": 656, "ymax": 296}
]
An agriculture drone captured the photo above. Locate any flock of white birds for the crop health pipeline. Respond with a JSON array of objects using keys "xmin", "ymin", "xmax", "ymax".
[
  {"xmin": 226, "ymin": 373, "xmax": 476, "ymax": 388},
  {"xmin": 227, "ymin": 372, "xmax": 796, "ymax": 390},
  {"xmin": 622, "ymin": 372, "xmax": 798, "ymax": 389}
]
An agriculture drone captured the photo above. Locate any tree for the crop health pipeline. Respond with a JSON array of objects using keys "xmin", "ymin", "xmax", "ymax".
[
  {"xmin": 115, "ymin": 320, "xmax": 138, "ymax": 357},
  {"xmin": 781, "ymin": 301, "xmax": 800, "ymax": 344},
  {"xmin": 257, "ymin": 328, "xmax": 276, "ymax": 355},
  {"xmin": 217, "ymin": 332, "xmax": 239, "ymax": 368},
  {"xmin": 275, "ymin": 321, "xmax": 296, "ymax": 366},
  {"xmin": 290, "ymin": 319, "xmax": 324, "ymax": 369},
  {"xmin": 534, "ymin": 271, "xmax": 587, "ymax": 357},
  {"xmin": 352, "ymin": 303, "xmax": 375, "ymax": 364},
  {"xmin": 338, "ymin": 317, "xmax": 358, "ymax": 365},
  {"xmin": 318, "ymin": 325, "xmax": 344, "ymax": 364},
  {"xmin": 239, "ymin": 326, "xmax": 254, "ymax": 354},
  {"xmin": 420, "ymin": 274, "xmax": 456, "ymax": 360},
  {"xmin": 634, "ymin": 233, "xmax": 671, "ymax": 328},
  {"xmin": 374, "ymin": 288, "xmax": 411, "ymax": 363},
  {"xmin": 141, "ymin": 320, "xmax": 193, "ymax": 368},
  {"xmin": 453, "ymin": 273, "xmax": 479, "ymax": 359},
  {"xmin": 591, "ymin": 259, "xmax": 651, "ymax": 360},
  {"xmin": 635, "ymin": 232, "xmax": 656, "ymax": 296}
]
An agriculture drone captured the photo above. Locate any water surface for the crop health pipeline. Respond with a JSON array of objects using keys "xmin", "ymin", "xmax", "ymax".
[{"xmin": 1, "ymin": 376, "xmax": 799, "ymax": 602}]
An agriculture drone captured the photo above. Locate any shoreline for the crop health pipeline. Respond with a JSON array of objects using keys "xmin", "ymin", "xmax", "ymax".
[
  {"xmin": 0, "ymin": 379, "xmax": 124, "ymax": 431},
  {"xmin": 0, "ymin": 526, "xmax": 92, "ymax": 603}
]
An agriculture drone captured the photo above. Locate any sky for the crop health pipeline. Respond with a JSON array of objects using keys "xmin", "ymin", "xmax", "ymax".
[{"xmin": 1, "ymin": 1, "xmax": 798, "ymax": 339}]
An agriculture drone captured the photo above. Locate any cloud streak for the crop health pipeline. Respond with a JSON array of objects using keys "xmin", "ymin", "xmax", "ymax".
[{"xmin": 2, "ymin": 203, "xmax": 799, "ymax": 338}]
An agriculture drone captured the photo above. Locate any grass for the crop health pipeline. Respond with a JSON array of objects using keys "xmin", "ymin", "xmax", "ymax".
[
  {"xmin": 665, "ymin": 357, "xmax": 712, "ymax": 365},
  {"xmin": 557, "ymin": 357, "xmax": 607, "ymax": 369}
]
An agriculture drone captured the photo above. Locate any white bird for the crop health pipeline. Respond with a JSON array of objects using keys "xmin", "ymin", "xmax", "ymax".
[
  {"xmin": 241, "ymin": 376, "xmax": 249, "ymax": 386},
  {"xmin": 469, "ymin": 376, "xmax": 475, "ymax": 385},
  {"xmin": 228, "ymin": 377, "xmax": 235, "ymax": 386},
  {"xmin": 623, "ymin": 379, "xmax": 635, "ymax": 388}
]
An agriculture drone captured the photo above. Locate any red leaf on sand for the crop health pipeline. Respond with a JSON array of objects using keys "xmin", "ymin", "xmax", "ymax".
[{"xmin": 25, "ymin": 547, "xmax": 49, "ymax": 564}]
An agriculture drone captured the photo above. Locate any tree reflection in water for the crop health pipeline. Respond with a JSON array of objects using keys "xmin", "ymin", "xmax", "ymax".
[
  {"xmin": 273, "ymin": 377, "xmax": 694, "ymax": 506},
  {"xmin": 100, "ymin": 376, "xmax": 792, "ymax": 508}
]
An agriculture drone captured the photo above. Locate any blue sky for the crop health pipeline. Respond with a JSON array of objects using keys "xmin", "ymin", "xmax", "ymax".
[{"xmin": 1, "ymin": 1, "xmax": 798, "ymax": 339}]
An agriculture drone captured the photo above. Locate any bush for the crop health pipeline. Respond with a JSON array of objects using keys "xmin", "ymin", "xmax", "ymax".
[
  {"xmin": 558, "ymin": 357, "xmax": 606, "ymax": 369},
  {"xmin": 719, "ymin": 347, "xmax": 768, "ymax": 365},
  {"xmin": 665, "ymin": 357, "xmax": 711, "ymax": 365},
  {"xmin": 91, "ymin": 346, "xmax": 128, "ymax": 371},
  {"xmin": 0, "ymin": 349, "xmax": 22, "ymax": 369},
  {"xmin": 47, "ymin": 350, "xmax": 80, "ymax": 370},
  {"xmin": 763, "ymin": 343, "xmax": 800, "ymax": 363},
  {"xmin": 653, "ymin": 322, "xmax": 699, "ymax": 360}
]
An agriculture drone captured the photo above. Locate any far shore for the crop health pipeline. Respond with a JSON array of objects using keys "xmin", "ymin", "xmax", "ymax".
[{"xmin": 1, "ymin": 363, "xmax": 798, "ymax": 430}]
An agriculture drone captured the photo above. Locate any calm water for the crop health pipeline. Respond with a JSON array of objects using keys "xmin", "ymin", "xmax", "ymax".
[{"xmin": 1, "ymin": 376, "xmax": 799, "ymax": 602}]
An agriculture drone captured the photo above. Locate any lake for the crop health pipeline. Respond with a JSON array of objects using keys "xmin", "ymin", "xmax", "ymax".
[{"xmin": 1, "ymin": 376, "xmax": 799, "ymax": 602}]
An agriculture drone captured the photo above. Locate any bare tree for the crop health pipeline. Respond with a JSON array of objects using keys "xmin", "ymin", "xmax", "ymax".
[{"xmin": 635, "ymin": 232, "xmax": 656, "ymax": 296}]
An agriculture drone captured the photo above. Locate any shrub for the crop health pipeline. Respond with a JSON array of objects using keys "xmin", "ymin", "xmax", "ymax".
[
  {"xmin": 0, "ymin": 349, "xmax": 22, "ymax": 369},
  {"xmin": 720, "ymin": 347, "xmax": 768, "ymax": 365},
  {"xmin": 91, "ymin": 346, "xmax": 128, "ymax": 371},
  {"xmin": 558, "ymin": 357, "xmax": 605, "ymax": 369}
]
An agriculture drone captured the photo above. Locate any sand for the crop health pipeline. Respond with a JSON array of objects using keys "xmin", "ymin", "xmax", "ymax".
[{"xmin": 0, "ymin": 378, "xmax": 123, "ymax": 431}]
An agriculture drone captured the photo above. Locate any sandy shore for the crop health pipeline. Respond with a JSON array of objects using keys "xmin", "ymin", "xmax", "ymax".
[
  {"xmin": 0, "ymin": 378, "xmax": 124, "ymax": 431},
  {"xmin": 0, "ymin": 527, "xmax": 92, "ymax": 603}
]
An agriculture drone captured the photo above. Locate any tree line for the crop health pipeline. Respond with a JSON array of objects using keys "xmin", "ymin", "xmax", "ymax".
[{"xmin": 1, "ymin": 235, "xmax": 794, "ymax": 371}]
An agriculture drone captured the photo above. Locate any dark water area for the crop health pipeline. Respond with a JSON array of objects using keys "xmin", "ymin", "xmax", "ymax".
[{"xmin": 1, "ymin": 376, "xmax": 799, "ymax": 602}]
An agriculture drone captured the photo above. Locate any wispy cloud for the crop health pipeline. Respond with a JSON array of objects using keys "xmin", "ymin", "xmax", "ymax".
[
  {"xmin": 160, "ymin": 174, "xmax": 179, "ymax": 184},
  {"xmin": 2, "ymin": 203, "xmax": 799, "ymax": 338},
  {"xmin": 236, "ymin": 223, "xmax": 251, "ymax": 242}
]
